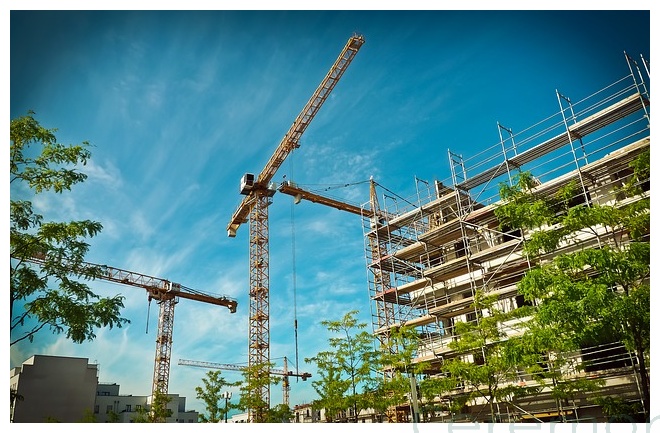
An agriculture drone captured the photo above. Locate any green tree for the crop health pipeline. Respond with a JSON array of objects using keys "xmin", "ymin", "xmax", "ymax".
[
  {"xmin": 105, "ymin": 410, "xmax": 120, "ymax": 423},
  {"xmin": 306, "ymin": 350, "xmax": 349, "ymax": 422},
  {"xmin": 236, "ymin": 361, "xmax": 281, "ymax": 422},
  {"xmin": 132, "ymin": 391, "xmax": 172, "ymax": 422},
  {"xmin": 195, "ymin": 370, "xmax": 241, "ymax": 422},
  {"xmin": 421, "ymin": 291, "xmax": 534, "ymax": 422},
  {"xmin": 367, "ymin": 325, "xmax": 427, "ymax": 422},
  {"xmin": 79, "ymin": 408, "xmax": 97, "ymax": 422},
  {"xmin": 10, "ymin": 111, "xmax": 129, "ymax": 345},
  {"xmin": 306, "ymin": 310, "xmax": 379, "ymax": 422},
  {"xmin": 494, "ymin": 154, "xmax": 650, "ymax": 420},
  {"xmin": 264, "ymin": 403, "xmax": 293, "ymax": 423},
  {"xmin": 503, "ymin": 318, "xmax": 604, "ymax": 421},
  {"xmin": 592, "ymin": 396, "xmax": 643, "ymax": 422}
]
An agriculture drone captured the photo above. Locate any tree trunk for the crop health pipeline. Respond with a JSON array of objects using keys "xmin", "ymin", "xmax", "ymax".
[{"xmin": 633, "ymin": 334, "xmax": 650, "ymax": 422}]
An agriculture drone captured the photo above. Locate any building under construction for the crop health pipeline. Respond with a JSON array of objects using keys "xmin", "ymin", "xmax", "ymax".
[{"xmin": 360, "ymin": 53, "xmax": 650, "ymax": 423}]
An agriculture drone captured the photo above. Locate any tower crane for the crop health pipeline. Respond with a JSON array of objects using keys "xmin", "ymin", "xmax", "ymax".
[
  {"xmin": 178, "ymin": 357, "xmax": 311, "ymax": 408},
  {"xmin": 225, "ymin": 33, "xmax": 364, "ymax": 421},
  {"xmin": 23, "ymin": 254, "xmax": 237, "ymax": 401}
]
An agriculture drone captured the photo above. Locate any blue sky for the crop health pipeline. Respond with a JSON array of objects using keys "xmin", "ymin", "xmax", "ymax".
[{"xmin": 8, "ymin": 6, "xmax": 652, "ymax": 420}]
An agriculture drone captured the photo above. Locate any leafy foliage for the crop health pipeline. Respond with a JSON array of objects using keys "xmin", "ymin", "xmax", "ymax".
[
  {"xmin": 421, "ymin": 292, "xmax": 535, "ymax": 422},
  {"xmin": 195, "ymin": 370, "xmax": 241, "ymax": 423},
  {"xmin": 10, "ymin": 111, "xmax": 129, "ymax": 345},
  {"xmin": 131, "ymin": 391, "xmax": 172, "ymax": 422},
  {"xmin": 305, "ymin": 350, "xmax": 349, "ymax": 421},
  {"xmin": 264, "ymin": 404, "xmax": 293, "ymax": 423},
  {"xmin": 236, "ymin": 361, "xmax": 281, "ymax": 422},
  {"xmin": 592, "ymin": 396, "xmax": 644, "ymax": 422},
  {"xmin": 305, "ymin": 310, "xmax": 381, "ymax": 422},
  {"xmin": 79, "ymin": 408, "xmax": 98, "ymax": 422},
  {"xmin": 369, "ymin": 325, "xmax": 427, "ymax": 421},
  {"xmin": 494, "ymin": 151, "xmax": 650, "ymax": 420}
]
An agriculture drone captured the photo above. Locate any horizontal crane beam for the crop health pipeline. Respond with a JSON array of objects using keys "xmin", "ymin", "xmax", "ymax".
[
  {"xmin": 22, "ymin": 254, "xmax": 237, "ymax": 313},
  {"xmin": 178, "ymin": 358, "xmax": 311, "ymax": 380},
  {"xmin": 278, "ymin": 181, "xmax": 374, "ymax": 218}
]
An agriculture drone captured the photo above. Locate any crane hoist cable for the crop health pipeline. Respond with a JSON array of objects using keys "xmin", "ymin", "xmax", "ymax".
[
  {"xmin": 295, "ymin": 179, "xmax": 372, "ymax": 193},
  {"xmin": 286, "ymin": 161, "xmax": 301, "ymax": 380},
  {"xmin": 291, "ymin": 199, "xmax": 300, "ymax": 380}
]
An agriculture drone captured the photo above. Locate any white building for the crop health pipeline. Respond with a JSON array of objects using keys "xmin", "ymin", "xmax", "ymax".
[
  {"xmin": 292, "ymin": 403, "xmax": 382, "ymax": 423},
  {"xmin": 10, "ymin": 354, "xmax": 199, "ymax": 423}
]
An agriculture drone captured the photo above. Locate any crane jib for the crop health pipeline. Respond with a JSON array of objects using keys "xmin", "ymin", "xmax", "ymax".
[{"xmin": 226, "ymin": 34, "xmax": 364, "ymax": 237}]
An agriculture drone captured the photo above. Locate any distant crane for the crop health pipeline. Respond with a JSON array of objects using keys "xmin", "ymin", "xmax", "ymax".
[
  {"xmin": 225, "ymin": 33, "xmax": 364, "ymax": 421},
  {"xmin": 23, "ymin": 254, "xmax": 237, "ymax": 401},
  {"xmin": 178, "ymin": 357, "xmax": 311, "ymax": 408}
]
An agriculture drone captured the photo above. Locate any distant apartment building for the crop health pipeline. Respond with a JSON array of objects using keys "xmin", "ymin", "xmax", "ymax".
[
  {"xmin": 10, "ymin": 354, "xmax": 198, "ymax": 423},
  {"xmin": 291, "ymin": 403, "xmax": 382, "ymax": 423}
]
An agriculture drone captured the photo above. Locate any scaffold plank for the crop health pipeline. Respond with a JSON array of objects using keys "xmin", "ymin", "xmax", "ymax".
[{"xmin": 456, "ymin": 93, "xmax": 648, "ymax": 191}]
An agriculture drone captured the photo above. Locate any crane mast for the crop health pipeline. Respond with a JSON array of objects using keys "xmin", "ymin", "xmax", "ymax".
[
  {"xmin": 23, "ymin": 254, "xmax": 237, "ymax": 405},
  {"xmin": 225, "ymin": 34, "xmax": 363, "ymax": 422},
  {"xmin": 178, "ymin": 357, "xmax": 311, "ymax": 408}
]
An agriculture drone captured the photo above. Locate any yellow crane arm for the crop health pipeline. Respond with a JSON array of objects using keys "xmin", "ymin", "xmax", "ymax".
[
  {"xmin": 256, "ymin": 34, "xmax": 365, "ymax": 186},
  {"xmin": 278, "ymin": 180, "xmax": 374, "ymax": 218},
  {"xmin": 226, "ymin": 34, "xmax": 365, "ymax": 237},
  {"xmin": 22, "ymin": 254, "xmax": 238, "ymax": 313}
]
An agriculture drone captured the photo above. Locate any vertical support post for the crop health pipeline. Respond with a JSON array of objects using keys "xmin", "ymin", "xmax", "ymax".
[
  {"xmin": 248, "ymin": 192, "xmax": 271, "ymax": 422},
  {"xmin": 556, "ymin": 90, "xmax": 591, "ymax": 207},
  {"xmin": 223, "ymin": 391, "xmax": 232, "ymax": 423},
  {"xmin": 151, "ymin": 294, "xmax": 177, "ymax": 422},
  {"xmin": 497, "ymin": 122, "xmax": 517, "ymax": 186},
  {"xmin": 409, "ymin": 374, "xmax": 421, "ymax": 423}
]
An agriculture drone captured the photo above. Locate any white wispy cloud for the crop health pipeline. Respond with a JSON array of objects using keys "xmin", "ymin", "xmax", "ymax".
[{"xmin": 82, "ymin": 159, "xmax": 124, "ymax": 190}]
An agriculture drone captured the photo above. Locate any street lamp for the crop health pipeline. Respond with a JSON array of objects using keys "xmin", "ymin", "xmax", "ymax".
[{"xmin": 222, "ymin": 391, "xmax": 232, "ymax": 423}]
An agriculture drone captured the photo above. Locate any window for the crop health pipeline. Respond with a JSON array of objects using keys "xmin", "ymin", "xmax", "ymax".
[
  {"xmin": 94, "ymin": 405, "xmax": 99, "ymax": 414},
  {"xmin": 126, "ymin": 404, "xmax": 131, "ymax": 412},
  {"xmin": 501, "ymin": 224, "xmax": 521, "ymax": 243},
  {"xmin": 455, "ymin": 238, "xmax": 469, "ymax": 257},
  {"xmin": 515, "ymin": 294, "xmax": 533, "ymax": 308},
  {"xmin": 106, "ymin": 405, "xmax": 112, "ymax": 414},
  {"xmin": 551, "ymin": 187, "xmax": 592, "ymax": 216},
  {"xmin": 136, "ymin": 405, "xmax": 142, "ymax": 411}
]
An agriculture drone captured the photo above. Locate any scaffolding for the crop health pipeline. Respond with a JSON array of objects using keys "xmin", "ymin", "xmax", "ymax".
[{"xmin": 361, "ymin": 53, "xmax": 650, "ymax": 422}]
